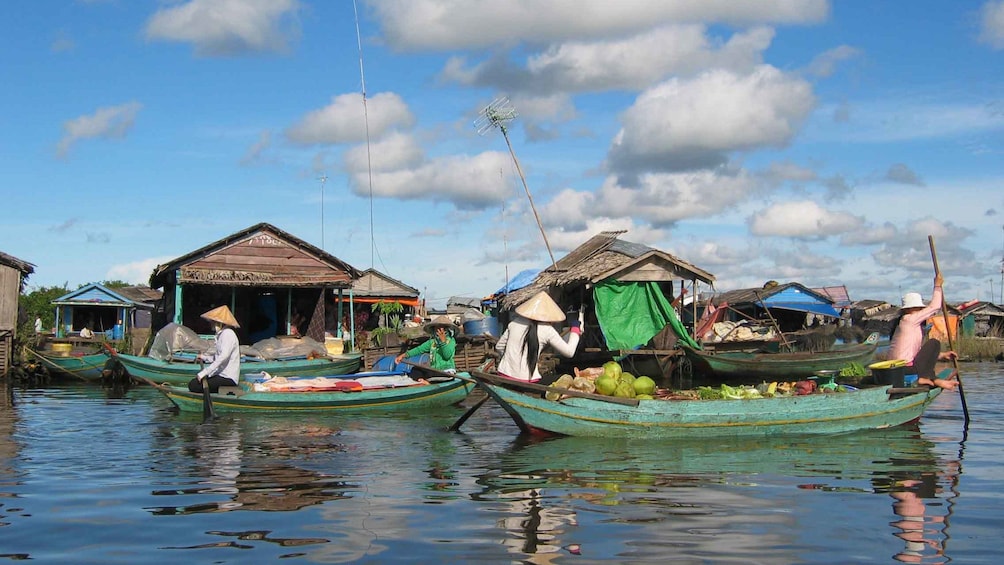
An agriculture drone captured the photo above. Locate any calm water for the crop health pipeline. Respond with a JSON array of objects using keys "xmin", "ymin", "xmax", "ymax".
[{"xmin": 2, "ymin": 364, "xmax": 1002, "ymax": 564}]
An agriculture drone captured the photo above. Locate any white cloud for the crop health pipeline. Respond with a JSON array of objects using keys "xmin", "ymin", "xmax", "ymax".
[
  {"xmin": 840, "ymin": 222, "xmax": 898, "ymax": 246},
  {"xmin": 809, "ymin": 99, "xmax": 1004, "ymax": 143},
  {"xmin": 56, "ymin": 101, "xmax": 142, "ymax": 158},
  {"xmin": 884, "ymin": 163, "xmax": 924, "ymax": 186},
  {"xmin": 344, "ymin": 132, "xmax": 425, "ymax": 173},
  {"xmin": 286, "ymin": 92, "xmax": 415, "ymax": 145},
  {"xmin": 372, "ymin": 0, "xmax": 828, "ymax": 51},
  {"xmin": 609, "ymin": 66, "xmax": 815, "ymax": 174},
  {"xmin": 539, "ymin": 169, "xmax": 761, "ymax": 231},
  {"xmin": 979, "ymin": 1, "xmax": 1004, "ymax": 49},
  {"xmin": 241, "ymin": 130, "xmax": 272, "ymax": 165},
  {"xmin": 349, "ymin": 151, "xmax": 514, "ymax": 210},
  {"xmin": 106, "ymin": 257, "xmax": 174, "ymax": 286},
  {"xmin": 748, "ymin": 200, "xmax": 865, "ymax": 238},
  {"xmin": 442, "ymin": 25, "xmax": 775, "ymax": 94},
  {"xmin": 805, "ymin": 44, "xmax": 862, "ymax": 77},
  {"xmin": 145, "ymin": 0, "xmax": 301, "ymax": 56}
]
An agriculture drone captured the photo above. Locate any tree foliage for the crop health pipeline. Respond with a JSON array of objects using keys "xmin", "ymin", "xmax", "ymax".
[{"xmin": 19, "ymin": 284, "xmax": 70, "ymax": 329}]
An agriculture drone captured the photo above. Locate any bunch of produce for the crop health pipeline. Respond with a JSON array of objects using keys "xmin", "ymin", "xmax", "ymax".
[
  {"xmin": 838, "ymin": 362, "xmax": 868, "ymax": 377},
  {"xmin": 696, "ymin": 383, "xmax": 764, "ymax": 400},
  {"xmin": 549, "ymin": 361, "xmax": 658, "ymax": 400}
]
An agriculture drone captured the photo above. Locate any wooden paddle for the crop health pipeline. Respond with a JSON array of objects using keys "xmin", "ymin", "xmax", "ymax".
[
  {"xmin": 928, "ymin": 235, "xmax": 970, "ymax": 426},
  {"xmin": 399, "ymin": 358, "xmax": 493, "ymax": 431},
  {"xmin": 198, "ymin": 360, "xmax": 216, "ymax": 421}
]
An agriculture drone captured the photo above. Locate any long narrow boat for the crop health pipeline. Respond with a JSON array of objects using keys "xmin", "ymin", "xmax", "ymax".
[
  {"xmin": 682, "ymin": 333, "xmax": 880, "ymax": 381},
  {"xmin": 26, "ymin": 347, "xmax": 111, "ymax": 382},
  {"xmin": 141, "ymin": 371, "xmax": 474, "ymax": 413},
  {"xmin": 111, "ymin": 350, "xmax": 363, "ymax": 386},
  {"xmin": 470, "ymin": 369, "xmax": 944, "ymax": 439}
]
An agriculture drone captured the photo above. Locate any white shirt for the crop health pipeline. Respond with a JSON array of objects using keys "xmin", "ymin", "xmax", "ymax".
[
  {"xmin": 34, "ymin": 318, "xmax": 42, "ymax": 332},
  {"xmin": 197, "ymin": 327, "xmax": 240, "ymax": 384},
  {"xmin": 495, "ymin": 315, "xmax": 580, "ymax": 382}
]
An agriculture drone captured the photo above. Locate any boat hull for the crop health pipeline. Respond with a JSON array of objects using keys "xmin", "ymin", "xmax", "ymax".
[
  {"xmin": 473, "ymin": 371, "xmax": 941, "ymax": 439},
  {"xmin": 150, "ymin": 375, "xmax": 474, "ymax": 413},
  {"xmin": 114, "ymin": 352, "xmax": 363, "ymax": 385},
  {"xmin": 28, "ymin": 349, "xmax": 110, "ymax": 381},
  {"xmin": 682, "ymin": 343, "xmax": 878, "ymax": 380}
]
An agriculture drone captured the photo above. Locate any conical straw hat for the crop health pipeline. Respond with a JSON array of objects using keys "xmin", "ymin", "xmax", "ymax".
[
  {"xmin": 201, "ymin": 305, "xmax": 240, "ymax": 328},
  {"xmin": 515, "ymin": 291, "xmax": 565, "ymax": 323},
  {"xmin": 424, "ymin": 315, "xmax": 455, "ymax": 334}
]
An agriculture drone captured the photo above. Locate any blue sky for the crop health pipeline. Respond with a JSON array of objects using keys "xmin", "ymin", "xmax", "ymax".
[{"xmin": 3, "ymin": 0, "xmax": 1004, "ymax": 309}]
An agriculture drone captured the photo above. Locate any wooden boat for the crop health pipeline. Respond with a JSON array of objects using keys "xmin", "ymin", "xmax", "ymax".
[
  {"xmin": 682, "ymin": 333, "xmax": 880, "ymax": 380},
  {"xmin": 26, "ymin": 347, "xmax": 111, "ymax": 381},
  {"xmin": 140, "ymin": 371, "xmax": 474, "ymax": 413},
  {"xmin": 470, "ymin": 369, "xmax": 945, "ymax": 439},
  {"xmin": 110, "ymin": 350, "xmax": 363, "ymax": 386}
]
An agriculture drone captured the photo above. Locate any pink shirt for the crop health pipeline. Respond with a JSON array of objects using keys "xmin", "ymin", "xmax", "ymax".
[{"xmin": 888, "ymin": 286, "xmax": 943, "ymax": 363}]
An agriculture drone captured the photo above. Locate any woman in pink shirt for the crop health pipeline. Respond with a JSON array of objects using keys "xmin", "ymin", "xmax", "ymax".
[{"xmin": 887, "ymin": 274, "xmax": 958, "ymax": 390}]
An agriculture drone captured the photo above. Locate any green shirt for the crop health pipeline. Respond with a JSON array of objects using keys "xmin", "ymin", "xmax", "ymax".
[{"xmin": 405, "ymin": 335, "xmax": 457, "ymax": 371}]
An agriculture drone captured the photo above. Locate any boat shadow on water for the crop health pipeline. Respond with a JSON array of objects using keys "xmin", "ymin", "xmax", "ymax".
[{"xmin": 474, "ymin": 427, "xmax": 959, "ymax": 562}]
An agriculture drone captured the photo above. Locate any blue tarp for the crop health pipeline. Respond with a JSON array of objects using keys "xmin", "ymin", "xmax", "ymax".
[
  {"xmin": 493, "ymin": 268, "xmax": 541, "ymax": 296},
  {"xmin": 756, "ymin": 287, "xmax": 839, "ymax": 317}
]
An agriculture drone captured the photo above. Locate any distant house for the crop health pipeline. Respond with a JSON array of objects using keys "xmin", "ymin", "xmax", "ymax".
[
  {"xmin": 148, "ymin": 223, "xmax": 360, "ymax": 346},
  {"xmin": 709, "ymin": 282, "xmax": 840, "ymax": 333},
  {"xmin": 344, "ymin": 268, "xmax": 422, "ymax": 330},
  {"xmin": 956, "ymin": 300, "xmax": 1004, "ymax": 337},
  {"xmin": 1, "ymin": 251, "xmax": 35, "ymax": 375},
  {"xmin": 51, "ymin": 283, "xmax": 161, "ymax": 348}
]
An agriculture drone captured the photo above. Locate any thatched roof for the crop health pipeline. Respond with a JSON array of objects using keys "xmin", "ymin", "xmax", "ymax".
[
  {"xmin": 0, "ymin": 251, "xmax": 34, "ymax": 275},
  {"xmin": 499, "ymin": 231, "xmax": 715, "ymax": 309}
]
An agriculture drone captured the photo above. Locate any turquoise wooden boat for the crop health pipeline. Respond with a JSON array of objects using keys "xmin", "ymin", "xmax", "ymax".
[
  {"xmin": 682, "ymin": 333, "xmax": 880, "ymax": 381},
  {"xmin": 141, "ymin": 371, "xmax": 474, "ymax": 413},
  {"xmin": 471, "ymin": 369, "xmax": 944, "ymax": 439},
  {"xmin": 112, "ymin": 350, "xmax": 363, "ymax": 386},
  {"xmin": 27, "ymin": 347, "xmax": 111, "ymax": 381}
]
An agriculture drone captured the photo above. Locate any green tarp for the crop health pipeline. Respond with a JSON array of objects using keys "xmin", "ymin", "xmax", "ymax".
[{"xmin": 594, "ymin": 280, "xmax": 700, "ymax": 351}]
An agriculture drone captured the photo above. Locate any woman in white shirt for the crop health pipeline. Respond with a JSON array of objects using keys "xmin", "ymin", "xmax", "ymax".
[
  {"xmin": 188, "ymin": 305, "xmax": 241, "ymax": 393},
  {"xmin": 496, "ymin": 291, "xmax": 582, "ymax": 383}
]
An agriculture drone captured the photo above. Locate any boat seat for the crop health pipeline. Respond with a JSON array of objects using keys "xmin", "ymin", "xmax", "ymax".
[{"xmin": 217, "ymin": 386, "xmax": 243, "ymax": 396}]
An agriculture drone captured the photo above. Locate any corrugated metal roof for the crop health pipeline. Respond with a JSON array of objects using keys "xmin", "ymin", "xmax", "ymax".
[{"xmin": 53, "ymin": 283, "xmax": 136, "ymax": 307}]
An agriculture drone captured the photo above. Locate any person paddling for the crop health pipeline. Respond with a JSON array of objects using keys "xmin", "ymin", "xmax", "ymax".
[
  {"xmin": 395, "ymin": 315, "xmax": 457, "ymax": 373},
  {"xmin": 188, "ymin": 305, "xmax": 241, "ymax": 393},
  {"xmin": 888, "ymin": 274, "xmax": 958, "ymax": 390},
  {"xmin": 495, "ymin": 291, "xmax": 582, "ymax": 384}
]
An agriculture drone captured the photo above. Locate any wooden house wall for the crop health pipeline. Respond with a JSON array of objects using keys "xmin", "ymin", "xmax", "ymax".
[
  {"xmin": 1, "ymin": 264, "xmax": 22, "ymax": 375},
  {"xmin": 0, "ymin": 264, "xmax": 19, "ymax": 332},
  {"xmin": 179, "ymin": 232, "xmax": 353, "ymax": 287},
  {"xmin": 354, "ymin": 272, "xmax": 415, "ymax": 297}
]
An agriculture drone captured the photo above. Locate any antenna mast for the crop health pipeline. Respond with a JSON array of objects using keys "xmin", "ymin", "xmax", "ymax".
[
  {"xmin": 318, "ymin": 173, "xmax": 328, "ymax": 250},
  {"xmin": 353, "ymin": 0, "xmax": 376, "ymax": 269},
  {"xmin": 475, "ymin": 96, "xmax": 557, "ymax": 270}
]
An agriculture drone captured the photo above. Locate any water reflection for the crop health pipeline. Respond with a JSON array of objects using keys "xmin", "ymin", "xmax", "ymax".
[
  {"xmin": 477, "ymin": 426, "xmax": 956, "ymax": 562},
  {"xmin": 148, "ymin": 418, "xmax": 355, "ymax": 515}
]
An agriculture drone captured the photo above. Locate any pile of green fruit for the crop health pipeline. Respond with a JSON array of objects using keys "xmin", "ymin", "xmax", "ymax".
[{"xmin": 593, "ymin": 361, "xmax": 657, "ymax": 400}]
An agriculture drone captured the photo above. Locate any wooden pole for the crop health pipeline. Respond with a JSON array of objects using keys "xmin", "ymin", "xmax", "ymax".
[{"xmin": 928, "ymin": 235, "xmax": 970, "ymax": 426}]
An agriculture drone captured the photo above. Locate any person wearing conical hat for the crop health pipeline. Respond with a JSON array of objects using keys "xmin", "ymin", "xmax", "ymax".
[
  {"xmin": 395, "ymin": 315, "xmax": 457, "ymax": 372},
  {"xmin": 496, "ymin": 291, "xmax": 582, "ymax": 383},
  {"xmin": 188, "ymin": 305, "xmax": 242, "ymax": 393},
  {"xmin": 887, "ymin": 274, "xmax": 958, "ymax": 390}
]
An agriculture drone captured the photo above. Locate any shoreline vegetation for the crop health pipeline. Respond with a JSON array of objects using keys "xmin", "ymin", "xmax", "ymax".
[{"xmin": 954, "ymin": 335, "xmax": 1004, "ymax": 361}]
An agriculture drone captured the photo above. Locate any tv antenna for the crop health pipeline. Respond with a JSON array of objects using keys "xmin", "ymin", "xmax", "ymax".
[
  {"xmin": 318, "ymin": 173, "xmax": 327, "ymax": 250},
  {"xmin": 475, "ymin": 97, "xmax": 557, "ymax": 270}
]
